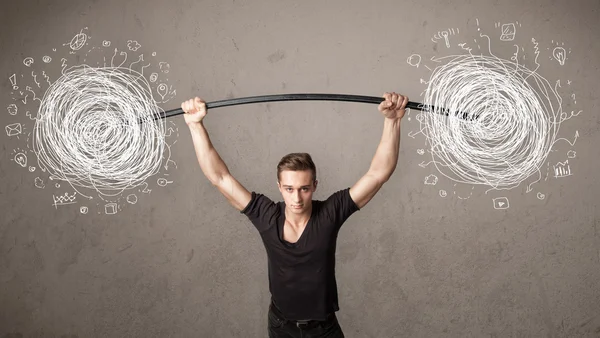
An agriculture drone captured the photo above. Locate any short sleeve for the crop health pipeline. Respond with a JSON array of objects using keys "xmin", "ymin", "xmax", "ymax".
[
  {"xmin": 240, "ymin": 191, "xmax": 280, "ymax": 233},
  {"xmin": 322, "ymin": 187, "xmax": 360, "ymax": 230}
]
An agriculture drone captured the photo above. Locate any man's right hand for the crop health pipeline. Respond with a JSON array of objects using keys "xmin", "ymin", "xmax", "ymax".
[{"xmin": 181, "ymin": 97, "xmax": 207, "ymax": 125}]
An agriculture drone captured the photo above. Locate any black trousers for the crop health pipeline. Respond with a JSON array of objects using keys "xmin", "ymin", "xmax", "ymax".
[{"xmin": 267, "ymin": 301, "xmax": 345, "ymax": 338}]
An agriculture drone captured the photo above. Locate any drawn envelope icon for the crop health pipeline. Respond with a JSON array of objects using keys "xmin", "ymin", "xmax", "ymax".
[{"xmin": 5, "ymin": 123, "xmax": 22, "ymax": 137}]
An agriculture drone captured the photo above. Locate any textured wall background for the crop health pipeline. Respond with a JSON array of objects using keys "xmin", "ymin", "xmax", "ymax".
[{"xmin": 1, "ymin": 0, "xmax": 599, "ymax": 337}]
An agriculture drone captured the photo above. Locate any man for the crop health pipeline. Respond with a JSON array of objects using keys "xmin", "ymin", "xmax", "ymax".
[{"xmin": 181, "ymin": 92, "xmax": 408, "ymax": 337}]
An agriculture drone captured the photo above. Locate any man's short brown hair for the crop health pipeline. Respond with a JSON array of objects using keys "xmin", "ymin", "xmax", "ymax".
[{"xmin": 277, "ymin": 153, "xmax": 317, "ymax": 183}]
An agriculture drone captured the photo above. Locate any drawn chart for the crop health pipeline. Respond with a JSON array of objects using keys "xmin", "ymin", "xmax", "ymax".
[
  {"xmin": 406, "ymin": 19, "xmax": 581, "ymax": 209},
  {"xmin": 4, "ymin": 27, "xmax": 180, "ymax": 215}
]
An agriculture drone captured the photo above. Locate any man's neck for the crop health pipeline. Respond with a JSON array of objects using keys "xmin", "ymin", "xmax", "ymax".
[{"xmin": 284, "ymin": 204, "xmax": 312, "ymax": 226}]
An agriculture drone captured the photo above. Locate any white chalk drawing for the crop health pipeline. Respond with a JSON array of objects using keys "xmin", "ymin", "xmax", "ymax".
[
  {"xmin": 407, "ymin": 54, "xmax": 422, "ymax": 67},
  {"xmin": 5, "ymin": 123, "xmax": 22, "ymax": 137},
  {"xmin": 553, "ymin": 160, "xmax": 572, "ymax": 178},
  {"xmin": 7, "ymin": 104, "xmax": 17, "ymax": 115},
  {"xmin": 53, "ymin": 192, "xmax": 77, "ymax": 208},
  {"xmin": 417, "ymin": 149, "xmax": 425, "ymax": 155},
  {"xmin": 80, "ymin": 206, "xmax": 88, "ymax": 214},
  {"xmin": 6, "ymin": 27, "xmax": 179, "ymax": 215},
  {"xmin": 439, "ymin": 190, "xmax": 447, "ymax": 197},
  {"xmin": 408, "ymin": 19, "xmax": 581, "ymax": 208},
  {"xmin": 537, "ymin": 192, "xmax": 545, "ymax": 200},
  {"xmin": 493, "ymin": 197, "xmax": 509, "ymax": 210},
  {"xmin": 23, "ymin": 57, "xmax": 34, "ymax": 67},
  {"xmin": 424, "ymin": 174, "xmax": 438, "ymax": 185}
]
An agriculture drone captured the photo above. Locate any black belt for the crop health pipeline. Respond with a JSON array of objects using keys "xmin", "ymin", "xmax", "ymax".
[{"xmin": 270, "ymin": 300, "xmax": 335, "ymax": 329}]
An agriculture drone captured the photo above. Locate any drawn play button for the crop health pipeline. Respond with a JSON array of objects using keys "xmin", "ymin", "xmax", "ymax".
[{"xmin": 493, "ymin": 197, "xmax": 509, "ymax": 210}]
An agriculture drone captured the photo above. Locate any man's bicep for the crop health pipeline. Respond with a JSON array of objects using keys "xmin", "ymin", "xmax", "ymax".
[
  {"xmin": 349, "ymin": 172, "xmax": 385, "ymax": 209},
  {"xmin": 215, "ymin": 174, "xmax": 252, "ymax": 211}
]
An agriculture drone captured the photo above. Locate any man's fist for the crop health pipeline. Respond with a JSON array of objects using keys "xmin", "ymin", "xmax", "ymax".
[
  {"xmin": 378, "ymin": 92, "xmax": 408, "ymax": 120},
  {"xmin": 181, "ymin": 97, "xmax": 207, "ymax": 125}
]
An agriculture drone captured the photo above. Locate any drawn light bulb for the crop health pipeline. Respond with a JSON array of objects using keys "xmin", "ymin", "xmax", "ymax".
[
  {"xmin": 14, "ymin": 152, "xmax": 27, "ymax": 167},
  {"xmin": 553, "ymin": 47, "xmax": 566, "ymax": 65},
  {"xmin": 157, "ymin": 83, "xmax": 168, "ymax": 100}
]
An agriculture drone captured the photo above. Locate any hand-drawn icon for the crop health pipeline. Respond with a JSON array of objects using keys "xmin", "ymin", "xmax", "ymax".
[
  {"xmin": 7, "ymin": 104, "xmax": 17, "ymax": 116},
  {"xmin": 553, "ymin": 160, "xmax": 572, "ymax": 178},
  {"xmin": 407, "ymin": 54, "xmax": 422, "ymax": 67},
  {"xmin": 431, "ymin": 28, "xmax": 458, "ymax": 48},
  {"xmin": 500, "ymin": 23, "xmax": 516, "ymax": 41},
  {"xmin": 157, "ymin": 178, "xmax": 173, "ymax": 187},
  {"xmin": 66, "ymin": 29, "xmax": 87, "ymax": 51},
  {"xmin": 9, "ymin": 74, "xmax": 18, "ymax": 90},
  {"xmin": 567, "ymin": 150, "xmax": 576, "ymax": 158},
  {"xmin": 5, "ymin": 123, "xmax": 22, "ymax": 137},
  {"xmin": 34, "ymin": 177, "xmax": 45, "ymax": 189},
  {"xmin": 53, "ymin": 192, "xmax": 77, "ymax": 208},
  {"xmin": 537, "ymin": 192, "xmax": 545, "ymax": 200},
  {"xmin": 149, "ymin": 73, "xmax": 158, "ymax": 82},
  {"xmin": 157, "ymin": 83, "xmax": 168, "ymax": 100},
  {"xmin": 424, "ymin": 174, "xmax": 438, "ymax": 185},
  {"xmin": 42, "ymin": 56, "xmax": 52, "ymax": 63},
  {"xmin": 126, "ymin": 194, "xmax": 138, "ymax": 204},
  {"xmin": 102, "ymin": 40, "xmax": 111, "ymax": 47},
  {"xmin": 493, "ymin": 197, "xmax": 509, "ymax": 210},
  {"xmin": 439, "ymin": 190, "xmax": 447, "ymax": 197},
  {"xmin": 80, "ymin": 206, "xmax": 89, "ymax": 214},
  {"xmin": 417, "ymin": 149, "xmax": 425, "ymax": 155},
  {"xmin": 14, "ymin": 152, "xmax": 27, "ymax": 167},
  {"xmin": 127, "ymin": 40, "xmax": 141, "ymax": 51},
  {"xmin": 23, "ymin": 57, "xmax": 34, "ymax": 67},
  {"xmin": 29, "ymin": 166, "xmax": 35, "ymax": 172},
  {"xmin": 152, "ymin": 52, "xmax": 157, "ymax": 56},
  {"xmin": 105, "ymin": 203, "xmax": 118, "ymax": 215},
  {"xmin": 159, "ymin": 62, "xmax": 170, "ymax": 73},
  {"xmin": 552, "ymin": 47, "xmax": 567, "ymax": 66}
]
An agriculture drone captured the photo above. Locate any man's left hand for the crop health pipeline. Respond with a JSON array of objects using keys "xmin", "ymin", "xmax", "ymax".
[{"xmin": 378, "ymin": 92, "xmax": 409, "ymax": 120}]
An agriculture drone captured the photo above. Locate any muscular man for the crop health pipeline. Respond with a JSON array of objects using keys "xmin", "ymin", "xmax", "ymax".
[{"xmin": 181, "ymin": 92, "xmax": 408, "ymax": 337}]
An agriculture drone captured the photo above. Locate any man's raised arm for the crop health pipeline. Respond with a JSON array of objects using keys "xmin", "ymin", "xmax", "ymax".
[
  {"xmin": 182, "ymin": 97, "xmax": 252, "ymax": 211},
  {"xmin": 349, "ymin": 92, "xmax": 408, "ymax": 209}
]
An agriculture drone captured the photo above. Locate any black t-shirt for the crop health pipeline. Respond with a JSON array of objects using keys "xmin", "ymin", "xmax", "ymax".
[{"xmin": 240, "ymin": 187, "xmax": 360, "ymax": 321}]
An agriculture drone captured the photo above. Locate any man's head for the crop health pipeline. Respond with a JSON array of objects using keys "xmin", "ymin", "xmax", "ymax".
[{"xmin": 276, "ymin": 153, "xmax": 318, "ymax": 213}]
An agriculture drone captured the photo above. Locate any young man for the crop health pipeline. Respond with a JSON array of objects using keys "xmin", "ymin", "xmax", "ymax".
[{"xmin": 181, "ymin": 92, "xmax": 408, "ymax": 337}]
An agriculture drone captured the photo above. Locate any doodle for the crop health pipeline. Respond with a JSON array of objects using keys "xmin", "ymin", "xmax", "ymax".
[
  {"xmin": 52, "ymin": 192, "xmax": 77, "ymax": 208},
  {"xmin": 127, "ymin": 40, "xmax": 141, "ymax": 51},
  {"xmin": 407, "ymin": 54, "xmax": 422, "ymax": 67},
  {"xmin": 424, "ymin": 174, "xmax": 438, "ymax": 185},
  {"xmin": 23, "ymin": 57, "xmax": 34, "ymax": 67},
  {"xmin": 5, "ymin": 123, "xmax": 22, "ymax": 137},
  {"xmin": 499, "ymin": 23, "xmax": 517, "ymax": 41},
  {"xmin": 104, "ymin": 203, "xmax": 118, "ymax": 214},
  {"xmin": 537, "ymin": 192, "xmax": 545, "ymax": 200},
  {"xmin": 159, "ymin": 62, "xmax": 170, "ymax": 73},
  {"xmin": 149, "ymin": 72, "xmax": 158, "ymax": 82},
  {"xmin": 42, "ymin": 56, "xmax": 52, "ymax": 63},
  {"xmin": 493, "ymin": 197, "xmax": 509, "ymax": 209},
  {"xmin": 157, "ymin": 178, "xmax": 173, "ymax": 187},
  {"xmin": 29, "ymin": 166, "xmax": 35, "ymax": 172},
  {"xmin": 13, "ymin": 151, "xmax": 27, "ymax": 167},
  {"xmin": 439, "ymin": 190, "xmax": 447, "ymax": 197},
  {"xmin": 157, "ymin": 83, "xmax": 168, "ymax": 100},
  {"xmin": 80, "ymin": 206, "xmax": 88, "ymax": 214},
  {"xmin": 102, "ymin": 40, "xmax": 111, "ymax": 47},
  {"xmin": 126, "ymin": 194, "xmax": 138, "ymax": 204},
  {"xmin": 567, "ymin": 150, "xmax": 576, "ymax": 158},
  {"xmin": 34, "ymin": 177, "xmax": 45, "ymax": 189},
  {"xmin": 553, "ymin": 160, "xmax": 572, "ymax": 178},
  {"xmin": 7, "ymin": 104, "xmax": 17, "ymax": 115},
  {"xmin": 417, "ymin": 149, "xmax": 425, "ymax": 155},
  {"xmin": 553, "ymin": 47, "xmax": 567, "ymax": 65},
  {"xmin": 65, "ymin": 28, "xmax": 88, "ymax": 51},
  {"xmin": 9, "ymin": 74, "xmax": 18, "ymax": 90},
  {"xmin": 431, "ymin": 28, "xmax": 459, "ymax": 48}
]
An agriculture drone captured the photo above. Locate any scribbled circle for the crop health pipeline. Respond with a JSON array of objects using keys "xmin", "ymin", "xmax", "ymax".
[
  {"xmin": 33, "ymin": 65, "xmax": 165, "ymax": 196},
  {"xmin": 422, "ymin": 55, "xmax": 561, "ymax": 189}
]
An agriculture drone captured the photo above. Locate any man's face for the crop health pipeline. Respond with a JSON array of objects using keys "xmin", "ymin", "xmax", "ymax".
[{"xmin": 277, "ymin": 170, "xmax": 317, "ymax": 213}]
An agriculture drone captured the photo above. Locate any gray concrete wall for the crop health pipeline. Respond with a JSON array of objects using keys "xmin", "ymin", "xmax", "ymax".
[{"xmin": 1, "ymin": 0, "xmax": 599, "ymax": 337}]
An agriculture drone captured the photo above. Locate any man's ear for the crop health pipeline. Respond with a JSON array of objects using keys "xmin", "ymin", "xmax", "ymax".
[{"xmin": 313, "ymin": 180, "xmax": 318, "ymax": 191}]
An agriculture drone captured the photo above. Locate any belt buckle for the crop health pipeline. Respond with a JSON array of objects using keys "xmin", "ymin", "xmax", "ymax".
[{"xmin": 296, "ymin": 320, "xmax": 310, "ymax": 328}]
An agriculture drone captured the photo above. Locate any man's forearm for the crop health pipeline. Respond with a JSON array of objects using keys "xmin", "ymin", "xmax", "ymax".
[
  {"xmin": 368, "ymin": 118, "xmax": 402, "ymax": 181},
  {"xmin": 188, "ymin": 121, "xmax": 230, "ymax": 184}
]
